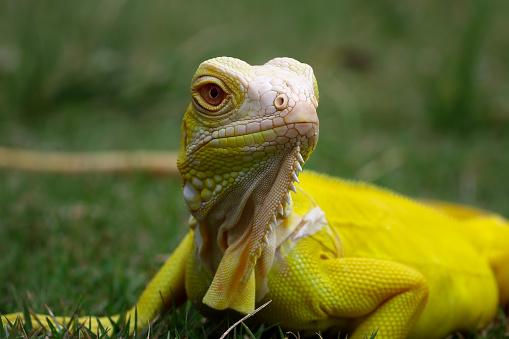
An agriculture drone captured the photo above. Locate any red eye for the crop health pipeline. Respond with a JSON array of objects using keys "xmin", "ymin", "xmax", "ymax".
[{"xmin": 200, "ymin": 83, "xmax": 225, "ymax": 106}]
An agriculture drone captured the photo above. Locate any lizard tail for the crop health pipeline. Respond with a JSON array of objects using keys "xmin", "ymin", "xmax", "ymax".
[
  {"xmin": 423, "ymin": 200, "xmax": 509, "ymax": 307},
  {"xmin": 1, "ymin": 311, "xmax": 131, "ymax": 335},
  {"xmin": 2, "ymin": 232, "xmax": 194, "ymax": 336}
]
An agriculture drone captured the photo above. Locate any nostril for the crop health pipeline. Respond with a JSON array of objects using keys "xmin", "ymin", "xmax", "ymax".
[{"xmin": 274, "ymin": 94, "xmax": 288, "ymax": 110}]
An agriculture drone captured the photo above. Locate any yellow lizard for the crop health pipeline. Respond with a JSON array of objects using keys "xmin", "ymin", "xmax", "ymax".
[{"xmin": 4, "ymin": 57, "xmax": 509, "ymax": 339}]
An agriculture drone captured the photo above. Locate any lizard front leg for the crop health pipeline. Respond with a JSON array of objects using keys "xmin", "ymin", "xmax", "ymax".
[
  {"xmin": 125, "ymin": 231, "xmax": 193, "ymax": 331},
  {"xmin": 263, "ymin": 236, "xmax": 429, "ymax": 339},
  {"xmin": 324, "ymin": 257, "xmax": 429, "ymax": 338}
]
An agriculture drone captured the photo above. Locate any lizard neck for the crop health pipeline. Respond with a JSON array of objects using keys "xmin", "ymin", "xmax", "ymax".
[{"xmin": 189, "ymin": 146, "xmax": 301, "ymax": 314}]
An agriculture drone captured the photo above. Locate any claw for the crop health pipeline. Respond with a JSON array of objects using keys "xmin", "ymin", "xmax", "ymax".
[
  {"xmin": 294, "ymin": 161, "xmax": 302, "ymax": 172},
  {"xmin": 263, "ymin": 234, "xmax": 269, "ymax": 246},
  {"xmin": 296, "ymin": 152, "xmax": 304, "ymax": 163},
  {"xmin": 284, "ymin": 193, "xmax": 292, "ymax": 205},
  {"xmin": 289, "ymin": 183, "xmax": 297, "ymax": 194},
  {"xmin": 271, "ymin": 214, "xmax": 277, "ymax": 223},
  {"xmin": 256, "ymin": 246, "xmax": 263, "ymax": 258}
]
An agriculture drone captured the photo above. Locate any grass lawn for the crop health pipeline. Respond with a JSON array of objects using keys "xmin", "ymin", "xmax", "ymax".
[{"xmin": 1, "ymin": 0, "xmax": 508, "ymax": 338}]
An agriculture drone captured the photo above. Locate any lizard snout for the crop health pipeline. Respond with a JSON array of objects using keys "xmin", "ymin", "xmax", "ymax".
[
  {"xmin": 284, "ymin": 101, "xmax": 318, "ymax": 125},
  {"xmin": 283, "ymin": 101, "xmax": 319, "ymax": 140}
]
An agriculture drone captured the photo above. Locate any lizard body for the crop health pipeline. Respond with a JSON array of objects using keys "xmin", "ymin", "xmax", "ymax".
[{"xmin": 4, "ymin": 57, "xmax": 509, "ymax": 338}]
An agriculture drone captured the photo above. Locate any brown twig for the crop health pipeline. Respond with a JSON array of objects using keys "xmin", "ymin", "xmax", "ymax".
[
  {"xmin": 0, "ymin": 147, "xmax": 179, "ymax": 175},
  {"xmin": 219, "ymin": 300, "xmax": 272, "ymax": 339}
]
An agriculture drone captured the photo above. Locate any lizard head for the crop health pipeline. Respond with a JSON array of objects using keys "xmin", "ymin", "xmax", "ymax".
[{"xmin": 177, "ymin": 57, "xmax": 319, "ymax": 314}]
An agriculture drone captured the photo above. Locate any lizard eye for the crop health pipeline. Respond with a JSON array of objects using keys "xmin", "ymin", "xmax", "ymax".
[
  {"xmin": 191, "ymin": 76, "xmax": 234, "ymax": 118},
  {"xmin": 200, "ymin": 83, "xmax": 225, "ymax": 106}
]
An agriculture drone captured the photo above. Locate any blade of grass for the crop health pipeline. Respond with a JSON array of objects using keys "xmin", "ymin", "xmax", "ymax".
[
  {"xmin": 241, "ymin": 322, "xmax": 256, "ymax": 339},
  {"xmin": 21, "ymin": 301, "xmax": 32, "ymax": 331}
]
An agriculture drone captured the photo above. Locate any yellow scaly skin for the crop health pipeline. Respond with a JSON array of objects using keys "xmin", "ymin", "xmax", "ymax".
[{"xmin": 4, "ymin": 57, "xmax": 509, "ymax": 338}]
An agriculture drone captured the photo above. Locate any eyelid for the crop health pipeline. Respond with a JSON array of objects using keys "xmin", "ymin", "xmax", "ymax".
[
  {"xmin": 191, "ymin": 76, "xmax": 233, "ymax": 118},
  {"xmin": 192, "ymin": 76, "xmax": 227, "ymax": 92}
]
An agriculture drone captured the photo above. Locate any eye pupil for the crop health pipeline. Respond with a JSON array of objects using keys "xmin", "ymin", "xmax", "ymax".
[{"xmin": 210, "ymin": 87, "xmax": 219, "ymax": 98}]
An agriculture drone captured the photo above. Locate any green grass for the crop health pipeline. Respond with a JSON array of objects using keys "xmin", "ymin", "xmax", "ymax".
[{"xmin": 1, "ymin": 0, "xmax": 508, "ymax": 338}]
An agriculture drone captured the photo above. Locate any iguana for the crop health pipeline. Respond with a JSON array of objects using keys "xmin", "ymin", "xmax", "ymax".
[{"xmin": 3, "ymin": 57, "xmax": 509, "ymax": 339}]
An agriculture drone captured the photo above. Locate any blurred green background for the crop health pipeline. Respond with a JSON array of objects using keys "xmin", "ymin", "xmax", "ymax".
[{"xmin": 1, "ymin": 0, "xmax": 508, "ymax": 335}]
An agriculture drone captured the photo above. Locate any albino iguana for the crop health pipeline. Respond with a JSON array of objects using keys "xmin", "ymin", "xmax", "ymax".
[{"xmin": 4, "ymin": 57, "xmax": 509, "ymax": 339}]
